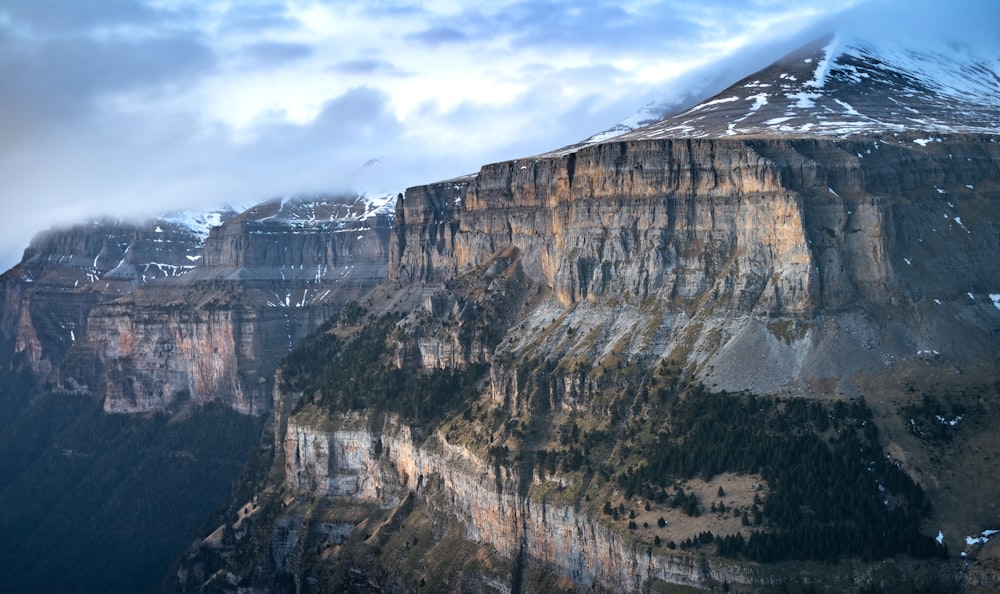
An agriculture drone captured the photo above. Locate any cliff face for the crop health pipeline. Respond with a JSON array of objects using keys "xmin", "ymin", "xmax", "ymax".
[
  {"xmin": 0, "ymin": 214, "xmax": 228, "ymax": 379},
  {"xmin": 278, "ymin": 413, "xmax": 752, "ymax": 590},
  {"xmin": 397, "ymin": 136, "xmax": 999, "ymax": 310},
  {"xmin": 0, "ymin": 196, "xmax": 394, "ymax": 415},
  {"xmin": 67, "ymin": 197, "xmax": 393, "ymax": 414},
  {"xmin": 394, "ymin": 136, "xmax": 1000, "ymax": 395},
  {"xmin": 174, "ymin": 133, "xmax": 1000, "ymax": 593}
]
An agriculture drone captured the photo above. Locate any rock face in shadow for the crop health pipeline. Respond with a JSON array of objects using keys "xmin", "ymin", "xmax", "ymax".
[
  {"xmin": 0, "ymin": 195, "xmax": 394, "ymax": 415},
  {"xmin": 0, "ymin": 212, "xmax": 231, "ymax": 381}
]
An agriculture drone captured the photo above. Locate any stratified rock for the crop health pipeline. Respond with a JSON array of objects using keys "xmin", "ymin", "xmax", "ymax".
[
  {"xmin": 0, "ymin": 195, "xmax": 395, "ymax": 415},
  {"xmin": 71, "ymin": 196, "xmax": 393, "ymax": 414}
]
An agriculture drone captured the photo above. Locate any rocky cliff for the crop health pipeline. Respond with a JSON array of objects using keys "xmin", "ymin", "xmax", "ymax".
[
  {"xmin": 170, "ymin": 130, "xmax": 1000, "ymax": 592},
  {"xmin": 73, "ymin": 196, "xmax": 393, "ymax": 414},
  {"xmin": 396, "ymin": 135, "xmax": 1000, "ymax": 393},
  {"xmin": 0, "ymin": 211, "xmax": 233, "ymax": 381},
  {"xmin": 0, "ymin": 195, "xmax": 394, "ymax": 415},
  {"xmin": 275, "ymin": 412, "xmax": 768, "ymax": 590}
]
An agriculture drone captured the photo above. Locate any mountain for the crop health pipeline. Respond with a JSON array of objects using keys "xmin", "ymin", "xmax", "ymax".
[
  {"xmin": 0, "ymin": 194, "xmax": 394, "ymax": 592},
  {"xmin": 1, "ymin": 193, "xmax": 394, "ymax": 415},
  {"xmin": 3, "ymin": 35, "xmax": 1000, "ymax": 593},
  {"xmin": 615, "ymin": 35, "xmax": 1000, "ymax": 140},
  {"xmin": 163, "ymin": 37, "xmax": 1000, "ymax": 593}
]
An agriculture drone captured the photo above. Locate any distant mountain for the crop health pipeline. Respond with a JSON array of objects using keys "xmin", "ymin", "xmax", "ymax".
[{"xmin": 0, "ymin": 192, "xmax": 396, "ymax": 593}]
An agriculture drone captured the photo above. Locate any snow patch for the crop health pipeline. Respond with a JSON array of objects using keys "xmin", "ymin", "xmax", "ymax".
[
  {"xmin": 685, "ymin": 96, "xmax": 739, "ymax": 113},
  {"xmin": 966, "ymin": 530, "xmax": 999, "ymax": 547},
  {"xmin": 160, "ymin": 210, "xmax": 226, "ymax": 241},
  {"xmin": 805, "ymin": 37, "xmax": 838, "ymax": 89},
  {"xmin": 786, "ymin": 91, "xmax": 820, "ymax": 109},
  {"xmin": 990, "ymin": 294, "xmax": 1000, "ymax": 311},
  {"xmin": 747, "ymin": 93, "xmax": 769, "ymax": 112}
]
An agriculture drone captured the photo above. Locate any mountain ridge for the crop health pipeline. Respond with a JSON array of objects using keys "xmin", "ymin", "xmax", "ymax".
[
  {"xmin": 4, "ymin": 34, "xmax": 1000, "ymax": 594},
  {"xmin": 578, "ymin": 35, "xmax": 1000, "ymax": 148}
]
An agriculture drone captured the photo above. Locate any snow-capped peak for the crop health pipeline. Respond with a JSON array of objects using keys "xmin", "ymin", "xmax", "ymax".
[{"xmin": 603, "ymin": 35, "xmax": 1000, "ymax": 141}]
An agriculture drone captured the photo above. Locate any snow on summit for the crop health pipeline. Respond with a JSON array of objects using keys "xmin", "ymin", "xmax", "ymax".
[
  {"xmin": 239, "ymin": 193, "xmax": 396, "ymax": 228},
  {"xmin": 609, "ymin": 35, "xmax": 1000, "ymax": 141}
]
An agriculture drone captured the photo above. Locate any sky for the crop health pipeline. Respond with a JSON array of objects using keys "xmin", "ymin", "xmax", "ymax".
[{"xmin": 0, "ymin": 0, "xmax": 995, "ymax": 271}]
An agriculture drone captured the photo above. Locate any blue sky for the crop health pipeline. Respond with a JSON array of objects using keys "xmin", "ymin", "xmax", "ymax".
[{"xmin": 0, "ymin": 0, "xmax": 993, "ymax": 270}]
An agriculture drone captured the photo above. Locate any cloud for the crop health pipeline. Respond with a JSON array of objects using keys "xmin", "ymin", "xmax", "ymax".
[
  {"xmin": 404, "ymin": 26, "xmax": 468, "ymax": 45},
  {"xmin": 330, "ymin": 58, "xmax": 408, "ymax": 76},
  {"xmin": 241, "ymin": 41, "xmax": 314, "ymax": 66},
  {"xmin": 0, "ymin": 0, "xmax": 159, "ymax": 34},
  {"xmin": 0, "ymin": 33, "xmax": 215, "ymax": 150},
  {"xmin": 812, "ymin": 0, "xmax": 999, "ymax": 45},
  {"xmin": 218, "ymin": 2, "xmax": 299, "ymax": 35}
]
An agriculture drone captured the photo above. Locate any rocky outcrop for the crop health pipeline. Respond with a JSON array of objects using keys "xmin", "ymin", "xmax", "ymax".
[
  {"xmin": 395, "ymin": 136, "xmax": 1000, "ymax": 311},
  {"xmin": 280, "ymin": 413, "xmax": 755, "ymax": 591},
  {"xmin": 391, "ymin": 136, "xmax": 1000, "ymax": 396}
]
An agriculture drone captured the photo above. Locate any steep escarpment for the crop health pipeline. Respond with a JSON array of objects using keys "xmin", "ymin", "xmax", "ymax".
[
  {"xmin": 0, "ymin": 196, "xmax": 394, "ymax": 593},
  {"xmin": 62, "ymin": 196, "xmax": 394, "ymax": 414},
  {"xmin": 174, "ymin": 133, "xmax": 1000, "ymax": 593},
  {"xmin": 394, "ymin": 136, "xmax": 1000, "ymax": 395},
  {"xmin": 398, "ymin": 136, "xmax": 999, "ymax": 311},
  {"xmin": 0, "ymin": 213, "xmax": 232, "ymax": 382}
]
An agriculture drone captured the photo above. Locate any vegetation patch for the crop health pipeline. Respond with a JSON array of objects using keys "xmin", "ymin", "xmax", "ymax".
[
  {"xmin": 615, "ymin": 389, "xmax": 944, "ymax": 563},
  {"xmin": 281, "ymin": 306, "xmax": 489, "ymax": 431},
  {"xmin": 766, "ymin": 319, "xmax": 808, "ymax": 345}
]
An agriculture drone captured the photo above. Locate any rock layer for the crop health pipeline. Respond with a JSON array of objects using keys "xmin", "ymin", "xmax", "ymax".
[
  {"xmin": 0, "ymin": 196, "xmax": 394, "ymax": 415},
  {"xmin": 174, "ymin": 133, "xmax": 1000, "ymax": 593}
]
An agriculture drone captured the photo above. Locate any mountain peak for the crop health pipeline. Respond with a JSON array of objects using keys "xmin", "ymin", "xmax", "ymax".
[{"xmin": 607, "ymin": 35, "xmax": 1000, "ymax": 141}]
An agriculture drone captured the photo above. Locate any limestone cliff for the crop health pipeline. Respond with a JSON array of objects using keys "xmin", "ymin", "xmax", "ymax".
[
  {"xmin": 171, "ymin": 133, "xmax": 1000, "ymax": 593},
  {"xmin": 0, "ymin": 212, "xmax": 233, "ymax": 379},
  {"xmin": 66, "ymin": 196, "xmax": 394, "ymax": 414},
  {"xmin": 393, "ymin": 136, "xmax": 1000, "ymax": 396},
  {"xmin": 397, "ymin": 136, "xmax": 999, "ymax": 310},
  {"xmin": 0, "ymin": 195, "xmax": 394, "ymax": 415},
  {"xmin": 276, "ymin": 412, "xmax": 755, "ymax": 590}
]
